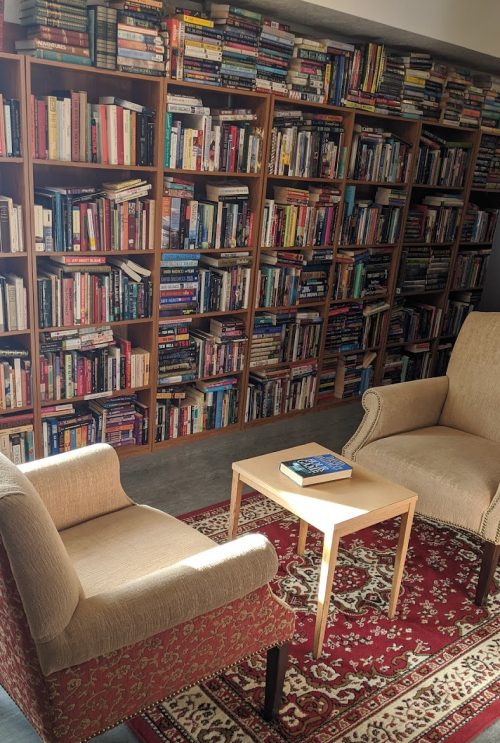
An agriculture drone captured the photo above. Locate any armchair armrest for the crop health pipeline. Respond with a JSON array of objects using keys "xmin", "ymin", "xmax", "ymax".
[
  {"xmin": 37, "ymin": 533, "xmax": 280, "ymax": 675},
  {"xmin": 19, "ymin": 444, "xmax": 133, "ymax": 531},
  {"xmin": 343, "ymin": 376, "xmax": 449, "ymax": 460}
]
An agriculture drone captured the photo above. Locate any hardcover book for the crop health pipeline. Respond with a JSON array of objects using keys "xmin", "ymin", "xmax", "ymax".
[{"xmin": 279, "ymin": 453, "xmax": 353, "ymax": 486}]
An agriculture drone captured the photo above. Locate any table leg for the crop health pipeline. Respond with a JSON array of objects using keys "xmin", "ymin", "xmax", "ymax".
[
  {"xmin": 298, "ymin": 519, "xmax": 308, "ymax": 555},
  {"xmin": 313, "ymin": 530, "xmax": 340, "ymax": 659},
  {"xmin": 388, "ymin": 501, "xmax": 416, "ymax": 619},
  {"xmin": 228, "ymin": 471, "xmax": 243, "ymax": 540}
]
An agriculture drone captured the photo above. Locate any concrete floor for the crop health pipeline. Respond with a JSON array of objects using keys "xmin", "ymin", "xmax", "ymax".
[{"xmin": 1, "ymin": 402, "xmax": 499, "ymax": 742}]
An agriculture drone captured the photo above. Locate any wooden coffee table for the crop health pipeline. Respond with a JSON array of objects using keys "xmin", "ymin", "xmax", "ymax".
[{"xmin": 229, "ymin": 443, "xmax": 418, "ymax": 658}]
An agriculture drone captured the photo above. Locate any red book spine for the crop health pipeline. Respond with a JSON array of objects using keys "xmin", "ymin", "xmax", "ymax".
[
  {"xmin": 104, "ymin": 198, "xmax": 111, "ymax": 251},
  {"xmin": 79, "ymin": 203, "xmax": 88, "ymax": 251},
  {"xmin": 116, "ymin": 106, "xmax": 124, "ymax": 166},
  {"xmin": 71, "ymin": 91, "xmax": 80, "ymax": 162},
  {"xmin": 62, "ymin": 277, "xmax": 74, "ymax": 326},
  {"xmin": 37, "ymin": 99, "xmax": 47, "ymax": 159},
  {"xmin": 229, "ymin": 125, "xmax": 237, "ymax": 171},
  {"xmin": 77, "ymin": 357, "xmax": 84, "ymax": 396},
  {"xmin": 92, "ymin": 205, "xmax": 101, "ymax": 251},
  {"xmin": 128, "ymin": 201, "xmax": 136, "ymax": 249},
  {"xmin": 30, "ymin": 94, "xmax": 36, "ymax": 158}
]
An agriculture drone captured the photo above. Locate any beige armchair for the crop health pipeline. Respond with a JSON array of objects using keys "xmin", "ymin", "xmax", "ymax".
[
  {"xmin": 343, "ymin": 311, "xmax": 500, "ymax": 606},
  {"xmin": 0, "ymin": 444, "xmax": 295, "ymax": 743}
]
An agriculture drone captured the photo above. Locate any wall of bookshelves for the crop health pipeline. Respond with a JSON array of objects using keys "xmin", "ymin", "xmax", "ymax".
[{"xmin": 0, "ymin": 50, "xmax": 498, "ymax": 461}]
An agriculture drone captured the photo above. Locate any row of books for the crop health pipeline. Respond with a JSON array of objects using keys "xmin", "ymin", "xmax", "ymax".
[
  {"xmin": 155, "ymin": 376, "xmax": 239, "ymax": 441},
  {"xmin": 0, "ymin": 348, "xmax": 33, "ymax": 409},
  {"xmin": 30, "ymin": 94, "xmax": 156, "ymax": 165},
  {"xmin": 472, "ymin": 134, "xmax": 500, "ymax": 189},
  {"xmin": 397, "ymin": 245, "xmax": 451, "ymax": 293},
  {"xmin": 0, "ymin": 274, "xmax": 28, "ymax": 332},
  {"xmin": 250, "ymin": 312, "xmax": 323, "ymax": 367},
  {"xmin": 164, "ymin": 94, "xmax": 263, "ymax": 172},
  {"xmin": 261, "ymin": 186, "xmax": 340, "ymax": 249},
  {"xmin": 34, "ymin": 181, "xmax": 155, "ymax": 252},
  {"xmin": 0, "ymin": 197, "xmax": 24, "ymax": 253},
  {"xmin": 161, "ymin": 178, "xmax": 253, "ymax": 250},
  {"xmin": 415, "ymin": 130, "xmax": 473, "ymax": 187},
  {"xmin": 442, "ymin": 291, "xmax": 481, "ymax": 336},
  {"xmin": 39, "ymin": 326, "xmax": 150, "ymax": 402},
  {"xmin": 340, "ymin": 186, "xmax": 406, "ymax": 246},
  {"xmin": 317, "ymin": 357, "xmax": 338, "ymax": 401},
  {"xmin": 333, "ymin": 248, "xmax": 391, "ymax": 300},
  {"xmin": 0, "ymin": 96, "xmax": 21, "ymax": 157},
  {"xmin": 245, "ymin": 362, "xmax": 317, "ymax": 421},
  {"xmin": 461, "ymin": 204, "xmax": 498, "ymax": 243},
  {"xmin": 0, "ymin": 413, "xmax": 35, "ymax": 463},
  {"xmin": 269, "ymin": 109, "xmax": 347, "ymax": 178},
  {"xmin": 324, "ymin": 301, "xmax": 388, "ymax": 353},
  {"xmin": 382, "ymin": 346, "xmax": 432, "ymax": 384},
  {"xmin": 451, "ymin": 250, "xmax": 490, "ymax": 290},
  {"xmin": 255, "ymin": 250, "xmax": 332, "ymax": 308},
  {"xmin": 40, "ymin": 394, "xmax": 149, "ymax": 456},
  {"xmin": 37, "ymin": 258, "xmax": 153, "ymax": 328},
  {"xmin": 404, "ymin": 195, "xmax": 463, "ymax": 244},
  {"xmin": 472, "ymin": 73, "xmax": 500, "ymax": 131},
  {"xmin": 388, "ymin": 300, "xmax": 442, "ymax": 343},
  {"xmin": 348, "ymin": 124, "xmax": 413, "ymax": 183},
  {"xmin": 331, "ymin": 353, "xmax": 374, "ymax": 399}
]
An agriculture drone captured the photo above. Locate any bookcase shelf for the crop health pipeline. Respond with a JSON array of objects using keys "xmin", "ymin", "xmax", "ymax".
[{"xmin": 0, "ymin": 49, "xmax": 497, "ymax": 461}]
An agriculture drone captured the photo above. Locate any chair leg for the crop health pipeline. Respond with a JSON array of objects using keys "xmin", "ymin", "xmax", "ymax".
[
  {"xmin": 263, "ymin": 642, "xmax": 289, "ymax": 721},
  {"xmin": 475, "ymin": 542, "xmax": 500, "ymax": 607}
]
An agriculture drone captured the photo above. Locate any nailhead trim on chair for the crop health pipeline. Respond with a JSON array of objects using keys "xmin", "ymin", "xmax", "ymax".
[{"xmin": 342, "ymin": 390, "xmax": 382, "ymax": 460}]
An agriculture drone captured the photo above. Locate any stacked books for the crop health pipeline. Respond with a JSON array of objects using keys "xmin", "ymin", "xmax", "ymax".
[
  {"xmin": 415, "ymin": 130, "xmax": 472, "ymax": 187},
  {"xmin": 397, "ymin": 245, "xmax": 451, "ymax": 293},
  {"xmin": 0, "ymin": 274, "xmax": 27, "ymax": 331},
  {"xmin": 0, "ymin": 347, "xmax": 33, "ymax": 409},
  {"xmin": 17, "ymin": 0, "xmax": 90, "ymax": 66},
  {"xmin": 0, "ymin": 413, "xmax": 35, "ymax": 463},
  {"xmin": 37, "ymin": 256, "xmax": 152, "ymax": 328},
  {"xmin": 38, "ymin": 326, "xmax": 149, "ymax": 401},
  {"xmin": 34, "ymin": 182, "xmax": 155, "ymax": 252},
  {"xmin": 348, "ymin": 124, "xmax": 413, "ymax": 183},
  {"xmin": 269, "ymin": 109, "xmax": 346, "ymax": 178},
  {"xmin": 261, "ymin": 186, "xmax": 341, "ymax": 249},
  {"xmin": 287, "ymin": 37, "xmax": 330, "ymax": 104},
  {"xmin": 472, "ymin": 134, "xmax": 500, "ymax": 189},
  {"xmin": 317, "ymin": 357, "xmax": 337, "ymax": 401},
  {"xmin": 211, "ymin": 4, "xmax": 261, "ymax": 90},
  {"xmin": 164, "ymin": 94, "xmax": 263, "ymax": 172},
  {"xmin": 340, "ymin": 185, "xmax": 406, "ymax": 245},
  {"xmin": 333, "ymin": 248, "xmax": 392, "ymax": 299},
  {"xmin": 162, "ymin": 7, "xmax": 222, "ymax": 85},
  {"xmin": 249, "ymin": 310, "xmax": 322, "ymax": 367},
  {"xmin": 325, "ymin": 301, "xmax": 388, "ymax": 353},
  {"xmin": 0, "ymin": 196, "xmax": 24, "ymax": 253},
  {"xmin": 473, "ymin": 73, "xmax": 500, "ymax": 130},
  {"xmin": 299, "ymin": 249, "xmax": 332, "ymax": 304},
  {"xmin": 442, "ymin": 292, "xmax": 482, "ymax": 336},
  {"xmin": 461, "ymin": 204, "xmax": 498, "ymax": 243},
  {"xmin": 198, "ymin": 252, "xmax": 252, "ymax": 312},
  {"xmin": 462, "ymin": 84, "xmax": 485, "ymax": 128},
  {"xmin": 321, "ymin": 37, "xmax": 355, "ymax": 108},
  {"xmin": 387, "ymin": 301, "xmax": 441, "ymax": 342},
  {"xmin": 344, "ymin": 43, "xmax": 385, "ymax": 112},
  {"xmin": 451, "ymin": 250, "xmax": 491, "ymax": 289},
  {"xmin": 250, "ymin": 313, "xmax": 284, "ymax": 368},
  {"xmin": 191, "ymin": 318, "xmax": 247, "ymax": 378},
  {"xmin": 30, "ymin": 94, "xmax": 156, "ymax": 165},
  {"xmin": 401, "ymin": 54, "xmax": 445, "ymax": 121},
  {"xmin": 439, "ymin": 67, "xmax": 473, "ymax": 127},
  {"xmin": 333, "ymin": 352, "xmax": 373, "ymax": 398},
  {"xmin": 0, "ymin": 97, "xmax": 21, "ymax": 157},
  {"xmin": 157, "ymin": 320, "xmax": 197, "ymax": 385},
  {"xmin": 159, "ymin": 252, "xmax": 199, "ymax": 318},
  {"xmin": 374, "ymin": 53, "xmax": 406, "ymax": 115},
  {"xmin": 256, "ymin": 19, "xmax": 294, "ymax": 96},
  {"xmin": 403, "ymin": 194, "xmax": 464, "ymax": 243},
  {"xmin": 246, "ymin": 360, "xmax": 317, "ymax": 420},
  {"xmin": 110, "ymin": 0, "xmax": 165, "ymax": 76},
  {"xmin": 89, "ymin": 394, "xmax": 148, "ymax": 447}
]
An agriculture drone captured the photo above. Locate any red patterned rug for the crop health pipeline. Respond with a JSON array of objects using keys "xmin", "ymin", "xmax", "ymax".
[{"xmin": 127, "ymin": 492, "xmax": 500, "ymax": 743}]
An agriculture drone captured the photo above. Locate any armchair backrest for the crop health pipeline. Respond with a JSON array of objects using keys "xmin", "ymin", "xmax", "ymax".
[
  {"xmin": 439, "ymin": 312, "xmax": 500, "ymax": 442},
  {"xmin": 0, "ymin": 453, "xmax": 82, "ymax": 647}
]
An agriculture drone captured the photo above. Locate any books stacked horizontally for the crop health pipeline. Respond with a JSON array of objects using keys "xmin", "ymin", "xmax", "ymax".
[
  {"xmin": 299, "ymin": 249, "xmax": 332, "ymax": 304},
  {"xmin": 287, "ymin": 37, "xmax": 329, "ymax": 104},
  {"xmin": 344, "ymin": 42, "xmax": 385, "ymax": 113},
  {"xmin": 472, "ymin": 134, "xmax": 500, "ymax": 189},
  {"xmin": 401, "ymin": 54, "xmax": 445, "ymax": 121},
  {"xmin": 0, "ymin": 273, "xmax": 27, "ymax": 331},
  {"xmin": 340, "ymin": 185, "xmax": 406, "ymax": 246},
  {"xmin": 397, "ymin": 244, "xmax": 452, "ymax": 293},
  {"xmin": 325, "ymin": 301, "xmax": 389, "ymax": 353},
  {"xmin": 473, "ymin": 73, "xmax": 500, "ymax": 130},
  {"xmin": 198, "ymin": 251, "xmax": 252, "ymax": 312},
  {"xmin": 30, "ymin": 94, "xmax": 155, "ymax": 165},
  {"xmin": 249, "ymin": 313, "xmax": 284, "ymax": 367},
  {"xmin": 269, "ymin": 109, "xmax": 346, "ymax": 178},
  {"xmin": 245, "ymin": 360, "xmax": 317, "ymax": 420},
  {"xmin": 16, "ymin": 0, "xmax": 90, "ymax": 66},
  {"xmin": 211, "ymin": 4, "xmax": 261, "ymax": 91},
  {"xmin": 451, "ymin": 250, "xmax": 491, "ymax": 290},
  {"xmin": 0, "ymin": 346, "xmax": 33, "ymax": 409},
  {"xmin": 37, "ymin": 255, "xmax": 153, "ymax": 328},
  {"xmin": 439, "ymin": 66, "xmax": 472, "ymax": 127},
  {"xmin": 191, "ymin": 317, "xmax": 247, "ymax": 378},
  {"xmin": 317, "ymin": 358, "xmax": 337, "ymax": 401},
  {"xmin": 161, "ymin": 178, "xmax": 254, "ymax": 250},
  {"xmin": 321, "ymin": 37, "xmax": 356, "ymax": 108},
  {"xmin": 163, "ymin": 6, "xmax": 222, "ymax": 85},
  {"xmin": 164, "ymin": 93, "xmax": 263, "ymax": 172},
  {"xmin": 415, "ymin": 130, "xmax": 472, "ymax": 187},
  {"xmin": 374, "ymin": 53, "xmax": 405, "ymax": 116},
  {"xmin": 0, "ymin": 195, "xmax": 24, "ymax": 253},
  {"xmin": 157, "ymin": 318, "xmax": 197, "ymax": 385},
  {"xmin": 348, "ymin": 124, "xmax": 413, "ymax": 183},
  {"xmin": 159, "ymin": 252, "xmax": 199, "ymax": 318},
  {"xmin": 333, "ymin": 248, "xmax": 392, "ymax": 299},
  {"xmin": 256, "ymin": 19, "xmax": 294, "ymax": 96},
  {"xmin": 110, "ymin": 0, "xmax": 165, "ymax": 76},
  {"xmin": 0, "ymin": 413, "xmax": 35, "ymax": 463},
  {"xmin": 333, "ymin": 352, "xmax": 373, "ymax": 398},
  {"xmin": 461, "ymin": 204, "xmax": 498, "ymax": 243},
  {"xmin": 39, "ymin": 326, "xmax": 150, "ymax": 401},
  {"xmin": 34, "ymin": 182, "xmax": 155, "ymax": 252},
  {"xmin": 0, "ymin": 97, "xmax": 21, "ymax": 157},
  {"xmin": 403, "ymin": 194, "xmax": 464, "ymax": 243},
  {"xmin": 261, "ymin": 186, "xmax": 341, "ymax": 249}
]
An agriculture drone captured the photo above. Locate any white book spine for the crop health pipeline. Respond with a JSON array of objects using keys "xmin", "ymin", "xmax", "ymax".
[
  {"xmin": 107, "ymin": 105, "xmax": 118, "ymax": 165},
  {"xmin": 123, "ymin": 109, "xmax": 131, "ymax": 166},
  {"xmin": 62, "ymin": 97, "xmax": 72, "ymax": 161}
]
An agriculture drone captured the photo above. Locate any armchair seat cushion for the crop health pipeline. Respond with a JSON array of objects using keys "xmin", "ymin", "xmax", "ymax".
[
  {"xmin": 356, "ymin": 426, "xmax": 500, "ymax": 535},
  {"xmin": 60, "ymin": 504, "xmax": 216, "ymax": 596}
]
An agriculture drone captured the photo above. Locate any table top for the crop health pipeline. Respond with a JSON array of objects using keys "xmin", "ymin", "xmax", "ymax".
[{"xmin": 233, "ymin": 443, "xmax": 418, "ymax": 534}]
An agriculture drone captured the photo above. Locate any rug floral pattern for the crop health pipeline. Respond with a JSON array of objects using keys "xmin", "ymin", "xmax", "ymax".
[{"xmin": 128, "ymin": 493, "xmax": 500, "ymax": 743}]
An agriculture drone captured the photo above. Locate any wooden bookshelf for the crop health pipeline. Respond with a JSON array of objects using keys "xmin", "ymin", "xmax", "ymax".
[{"xmin": 0, "ymin": 53, "xmax": 497, "ymax": 459}]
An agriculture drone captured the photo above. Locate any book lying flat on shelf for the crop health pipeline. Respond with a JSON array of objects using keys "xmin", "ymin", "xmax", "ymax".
[{"xmin": 279, "ymin": 452, "xmax": 353, "ymax": 486}]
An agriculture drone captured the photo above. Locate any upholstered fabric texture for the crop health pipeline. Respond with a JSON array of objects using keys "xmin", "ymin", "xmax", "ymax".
[
  {"xmin": 0, "ymin": 455, "xmax": 82, "ymax": 645},
  {"xmin": 19, "ymin": 444, "xmax": 133, "ymax": 530},
  {"xmin": 440, "ymin": 312, "xmax": 500, "ymax": 442},
  {"xmin": 355, "ymin": 426, "xmax": 500, "ymax": 536}
]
